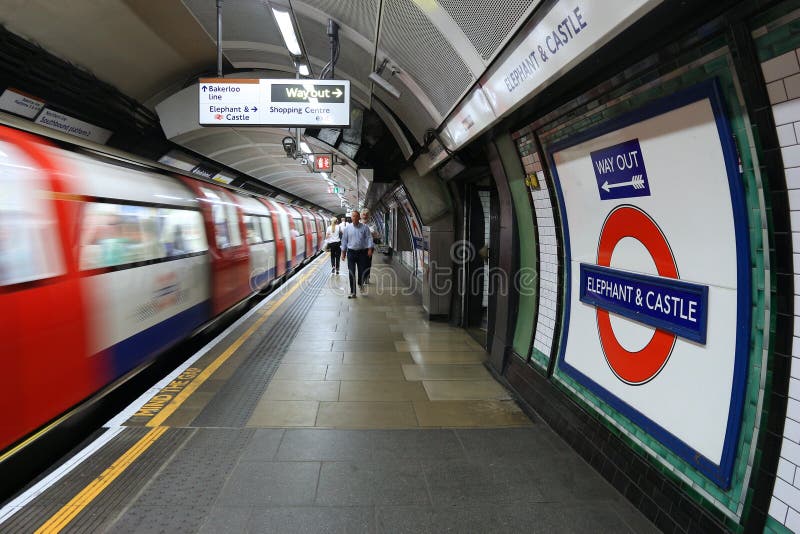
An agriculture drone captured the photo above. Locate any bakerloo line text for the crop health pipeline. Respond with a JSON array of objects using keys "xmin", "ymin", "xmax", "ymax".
[{"xmin": 585, "ymin": 275, "xmax": 699, "ymax": 323}]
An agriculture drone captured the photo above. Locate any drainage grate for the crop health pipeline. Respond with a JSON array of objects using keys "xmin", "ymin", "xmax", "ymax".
[{"xmin": 191, "ymin": 266, "xmax": 329, "ymax": 428}]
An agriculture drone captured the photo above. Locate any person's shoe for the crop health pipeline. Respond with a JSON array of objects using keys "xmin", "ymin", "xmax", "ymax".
[
  {"xmin": 335, "ymin": 270, "xmax": 339, "ymax": 274},
  {"xmin": 348, "ymin": 293, "xmax": 356, "ymax": 299},
  {"xmin": 331, "ymin": 268, "xmax": 335, "ymax": 273}
]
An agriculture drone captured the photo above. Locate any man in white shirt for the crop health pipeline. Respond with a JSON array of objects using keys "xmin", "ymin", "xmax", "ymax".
[{"xmin": 340, "ymin": 211, "xmax": 374, "ymax": 298}]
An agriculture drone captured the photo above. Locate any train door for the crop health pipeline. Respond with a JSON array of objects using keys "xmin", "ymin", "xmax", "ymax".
[
  {"xmin": 270, "ymin": 201, "xmax": 296, "ymax": 271},
  {"xmin": 0, "ymin": 127, "xmax": 93, "ymax": 452},
  {"xmin": 314, "ymin": 213, "xmax": 325, "ymax": 251},
  {"xmin": 284, "ymin": 206, "xmax": 306, "ymax": 264},
  {"xmin": 235, "ymin": 193, "xmax": 275, "ymax": 292},
  {"xmin": 262, "ymin": 199, "xmax": 287, "ymax": 275},
  {"xmin": 182, "ymin": 181, "xmax": 249, "ymax": 315},
  {"xmin": 298, "ymin": 207, "xmax": 314, "ymax": 258}
]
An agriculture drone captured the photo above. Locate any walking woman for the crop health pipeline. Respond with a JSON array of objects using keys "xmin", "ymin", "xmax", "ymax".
[{"xmin": 325, "ymin": 217, "xmax": 342, "ymax": 274}]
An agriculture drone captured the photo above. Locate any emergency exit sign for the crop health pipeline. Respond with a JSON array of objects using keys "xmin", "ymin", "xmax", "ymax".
[{"xmin": 313, "ymin": 153, "xmax": 333, "ymax": 172}]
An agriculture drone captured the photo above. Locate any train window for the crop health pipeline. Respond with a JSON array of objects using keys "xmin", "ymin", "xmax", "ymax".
[
  {"xmin": 243, "ymin": 214, "xmax": 262, "ymax": 245},
  {"xmin": 200, "ymin": 187, "xmax": 241, "ymax": 249},
  {"xmin": 293, "ymin": 217, "xmax": 304, "ymax": 236},
  {"xmin": 0, "ymin": 141, "xmax": 66, "ymax": 285},
  {"xmin": 80, "ymin": 203, "xmax": 167, "ymax": 269},
  {"xmin": 157, "ymin": 208, "xmax": 207, "ymax": 256},
  {"xmin": 260, "ymin": 216, "xmax": 274, "ymax": 241}
]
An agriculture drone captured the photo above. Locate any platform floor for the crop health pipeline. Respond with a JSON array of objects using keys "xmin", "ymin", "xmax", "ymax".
[{"xmin": 1, "ymin": 256, "xmax": 658, "ymax": 533}]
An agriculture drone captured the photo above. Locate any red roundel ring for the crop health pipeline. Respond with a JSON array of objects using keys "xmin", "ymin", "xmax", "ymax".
[{"xmin": 596, "ymin": 206, "xmax": 677, "ymax": 384}]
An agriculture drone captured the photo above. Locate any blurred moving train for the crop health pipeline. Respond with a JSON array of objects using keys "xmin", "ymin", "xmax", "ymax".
[{"xmin": 0, "ymin": 124, "xmax": 331, "ymax": 454}]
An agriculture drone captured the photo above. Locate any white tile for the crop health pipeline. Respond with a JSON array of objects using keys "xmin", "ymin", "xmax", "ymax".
[
  {"xmin": 787, "ymin": 167, "xmax": 800, "ymax": 189},
  {"xmin": 786, "ymin": 418, "xmax": 800, "ymax": 443},
  {"xmin": 770, "ymin": 496, "xmax": 789, "ymax": 523},
  {"xmin": 790, "ymin": 190, "xmax": 800, "ymax": 212},
  {"xmin": 774, "ymin": 98, "xmax": 800, "ymax": 126},
  {"xmin": 792, "ymin": 356, "xmax": 800, "ymax": 379},
  {"xmin": 773, "ymin": 477, "xmax": 800, "ymax": 506},
  {"xmin": 795, "ymin": 123, "xmax": 800, "ymax": 146},
  {"xmin": 783, "ymin": 145, "xmax": 800, "ymax": 167},
  {"xmin": 785, "ymin": 435, "xmax": 800, "ymax": 465},
  {"xmin": 789, "ymin": 74, "xmax": 800, "ymax": 101},
  {"xmin": 792, "ymin": 378, "xmax": 800, "ymax": 403},
  {"xmin": 779, "ymin": 457, "xmax": 797, "ymax": 482},
  {"xmin": 780, "ymin": 123, "xmax": 799, "ymax": 147},
  {"xmin": 762, "ymin": 51, "xmax": 800, "ymax": 83},
  {"xmin": 793, "ymin": 337, "xmax": 800, "ymax": 357},
  {"xmin": 787, "ymin": 507, "xmax": 800, "ymax": 532},
  {"xmin": 770, "ymin": 80, "xmax": 790, "ymax": 105},
  {"xmin": 791, "ymin": 397, "xmax": 800, "ymax": 420}
]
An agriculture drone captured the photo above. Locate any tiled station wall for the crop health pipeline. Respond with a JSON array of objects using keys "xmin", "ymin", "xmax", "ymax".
[
  {"xmin": 478, "ymin": 189, "xmax": 490, "ymax": 308},
  {"xmin": 514, "ymin": 137, "xmax": 560, "ymax": 367},
  {"xmin": 763, "ymin": 46, "xmax": 800, "ymax": 532}
]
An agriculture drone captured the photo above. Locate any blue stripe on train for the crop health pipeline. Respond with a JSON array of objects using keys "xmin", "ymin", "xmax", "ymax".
[
  {"xmin": 250, "ymin": 266, "xmax": 277, "ymax": 291},
  {"xmin": 110, "ymin": 300, "xmax": 212, "ymax": 378}
]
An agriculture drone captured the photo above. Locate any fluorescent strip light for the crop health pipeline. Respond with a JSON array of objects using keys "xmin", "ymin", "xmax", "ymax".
[
  {"xmin": 320, "ymin": 172, "xmax": 328, "ymax": 179},
  {"xmin": 299, "ymin": 141, "xmax": 312, "ymax": 154},
  {"xmin": 272, "ymin": 7, "xmax": 302, "ymax": 56},
  {"xmin": 298, "ymin": 64, "xmax": 310, "ymax": 76}
]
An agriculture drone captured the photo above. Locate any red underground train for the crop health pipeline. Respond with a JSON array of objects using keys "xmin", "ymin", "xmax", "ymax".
[{"xmin": 0, "ymin": 124, "xmax": 330, "ymax": 454}]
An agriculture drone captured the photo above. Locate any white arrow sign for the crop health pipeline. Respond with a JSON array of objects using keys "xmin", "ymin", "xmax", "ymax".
[{"xmin": 601, "ymin": 174, "xmax": 645, "ymax": 192}]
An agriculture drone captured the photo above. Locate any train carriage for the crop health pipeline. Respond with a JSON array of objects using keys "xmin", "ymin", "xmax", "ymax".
[{"xmin": 0, "ymin": 123, "xmax": 328, "ymax": 454}]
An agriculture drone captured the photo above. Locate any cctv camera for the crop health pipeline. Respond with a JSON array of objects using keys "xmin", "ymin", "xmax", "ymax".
[
  {"xmin": 300, "ymin": 157, "xmax": 308, "ymax": 165},
  {"xmin": 282, "ymin": 136, "xmax": 297, "ymax": 158}
]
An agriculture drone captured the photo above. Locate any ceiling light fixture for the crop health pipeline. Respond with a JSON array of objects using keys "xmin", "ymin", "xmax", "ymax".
[
  {"xmin": 369, "ymin": 58, "xmax": 401, "ymax": 99},
  {"xmin": 271, "ymin": 7, "xmax": 302, "ymax": 56},
  {"xmin": 298, "ymin": 63, "xmax": 310, "ymax": 76},
  {"xmin": 299, "ymin": 141, "xmax": 312, "ymax": 154}
]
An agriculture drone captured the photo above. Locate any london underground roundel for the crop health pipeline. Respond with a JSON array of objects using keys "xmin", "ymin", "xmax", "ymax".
[{"xmin": 595, "ymin": 206, "xmax": 677, "ymax": 385}]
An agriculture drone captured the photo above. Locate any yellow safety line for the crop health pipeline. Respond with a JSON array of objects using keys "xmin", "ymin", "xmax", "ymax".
[
  {"xmin": 34, "ymin": 426, "xmax": 168, "ymax": 533},
  {"xmin": 35, "ymin": 258, "xmax": 323, "ymax": 533}
]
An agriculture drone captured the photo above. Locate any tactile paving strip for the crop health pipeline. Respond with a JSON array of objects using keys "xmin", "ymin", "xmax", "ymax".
[
  {"xmin": 191, "ymin": 265, "xmax": 329, "ymax": 428},
  {"xmin": 1, "ymin": 427, "xmax": 187, "ymax": 532},
  {"xmin": 106, "ymin": 428, "xmax": 254, "ymax": 532}
]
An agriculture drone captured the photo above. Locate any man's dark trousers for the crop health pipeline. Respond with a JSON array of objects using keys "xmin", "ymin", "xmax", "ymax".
[{"xmin": 346, "ymin": 248, "xmax": 369, "ymax": 294}]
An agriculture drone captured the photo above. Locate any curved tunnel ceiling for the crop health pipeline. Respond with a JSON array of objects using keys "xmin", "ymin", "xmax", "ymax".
[{"xmin": 0, "ymin": 0, "xmax": 541, "ymax": 212}]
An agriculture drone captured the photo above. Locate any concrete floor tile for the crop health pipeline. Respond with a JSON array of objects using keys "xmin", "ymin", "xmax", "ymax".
[
  {"xmin": 264, "ymin": 380, "xmax": 341, "ymax": 401},
  {"xmin": 199, "ymin": 505, "xmax": 254, "ymax": 534},
  {"xmin": 339, "ymin": 380, "xmax": 429, "ymax": 401},
  {"xmin": 247, "ymin": 400, "xmax": 319, "ymax": 427},
  {"xmin": 273, "ymin": 363, "xmax": 329, "ymax": 380},
  {"xmin": 287, "ymin": 340, "xmax": 335, "ymax": 352},
  {"xmin": 423, "ymin": 380, "xmax": 511, "ymax": 401},
  {"xmin": 343, "ymin": 352, "xmax": 414, "ymax": 364},
  {"xmin": 410, "ymin": 351, "xmax": 487, "ymax": 364},
  {"xmin": 240, "ymin": 428, "xmax": 286, "ymax": 461},
  {"xmin": 333, "ymin": 340, "xmax": 400, "ymax": 352},
  {"xmin": 248, "ymin": 506, "xmax": 374, "ymax": 533},
  {"xmin": 217, "ymin": 462, "xmax": 320, "ymax": 506},
  {"xmin": 281, "ymin": 351, "xmax": 344, "ymax": 364},
  {"xmin": 345, "ymin": 329, "xmax": 405, "ymax": 341},
  {"xmin": 402, "ymin": 364, "xmax": 492, "ymax": 381},
  {"xmin": 316, "ymin": 402, "xmax": 419, "ymax": 428},
  {"xmin": 326, "ymin": 364, "xmax": 406, "ymax": 381},
  {"xmin": 402, "ymin": 332, "xmax": 475, "ymax": 342},
  {"xmin": 413, "ymin": 400, "xmax": 532, "ymax": 428},
  {"xmin": 396, "ymin": 340, "xmax": 484, "ymax": 352},
  {"xmin": 316, "ymin": 461, "xmax": 430, "ymax": 506}
]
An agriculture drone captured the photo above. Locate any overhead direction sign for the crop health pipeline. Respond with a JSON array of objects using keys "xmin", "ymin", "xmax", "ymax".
[{"xmin": 198, "ymin": 78, "xmax": 350, "ymax": 127}]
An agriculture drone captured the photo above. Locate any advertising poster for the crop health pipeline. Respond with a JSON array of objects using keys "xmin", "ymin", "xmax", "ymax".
[{"xmin": 549, "ymin": 81, "xmax": 749, "ymax": 487}]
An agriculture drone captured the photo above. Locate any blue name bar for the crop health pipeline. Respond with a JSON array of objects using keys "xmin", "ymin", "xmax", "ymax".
[{"xmin": 579, "ymin": 264, "xmax": 708, "ymax": 344}]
